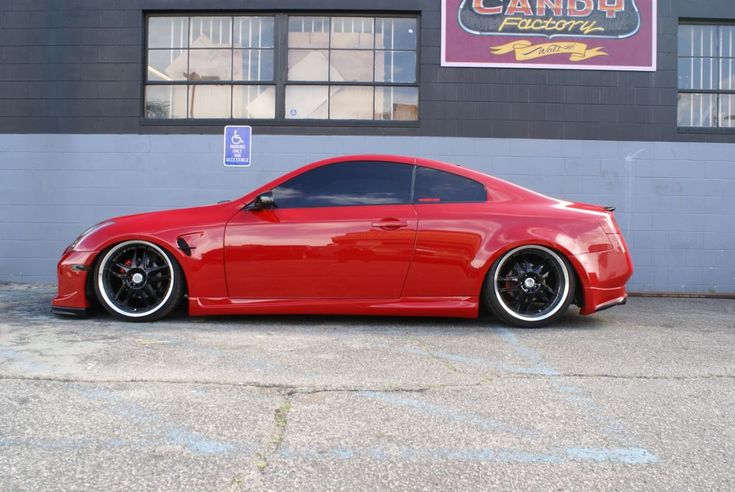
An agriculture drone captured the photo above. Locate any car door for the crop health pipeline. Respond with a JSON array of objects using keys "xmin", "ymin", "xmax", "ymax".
[
  {"xmin": 401, "ymin": 166, "xmax": 494, "ymax": 297},
  {"xmin": 224, "ymin": 161, "xmax": 418, "ymax": 299}
]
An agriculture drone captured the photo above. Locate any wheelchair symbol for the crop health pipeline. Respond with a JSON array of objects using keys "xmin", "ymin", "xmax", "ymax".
[{"xmin": 231, "ymin": 130, "xmax": 244, "ymax": 145}]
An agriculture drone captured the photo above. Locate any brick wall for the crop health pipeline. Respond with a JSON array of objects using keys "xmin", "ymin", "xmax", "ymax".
[
  {"xmin": 1, "ymin": 134, "xmax": 733, "ymax": 292},
  {"xmin": 1, "ymin": 0, "xmax": 735, "ymax": 142}
]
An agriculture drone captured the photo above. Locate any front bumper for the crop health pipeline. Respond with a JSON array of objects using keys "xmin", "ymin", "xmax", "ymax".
[{"xmin": 51, "ymin": 250, "xmax": 98, "ymax": 312}]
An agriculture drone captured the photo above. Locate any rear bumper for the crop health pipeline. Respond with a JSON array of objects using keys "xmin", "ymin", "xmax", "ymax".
[
  {"xmin": 51, "ymin": 250, "xmax": 97, "ymax": 312},
  {"xmin": 573, "ymin": 241, "xmax": 633, "ymax": 316},
  {"xmin": 580, "ymin": 285, "xmax": 628, "ymax": 315}
]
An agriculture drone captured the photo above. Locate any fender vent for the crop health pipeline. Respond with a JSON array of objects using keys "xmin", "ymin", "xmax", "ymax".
[{"xmin": 177, "ymin": 237, "xmax": 192, "ymax": 256}]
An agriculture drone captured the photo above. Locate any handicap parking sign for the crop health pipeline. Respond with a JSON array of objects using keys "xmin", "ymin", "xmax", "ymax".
[{"xmin": 223, "ymin": 125, "xmax": 252, "ymax": 167}]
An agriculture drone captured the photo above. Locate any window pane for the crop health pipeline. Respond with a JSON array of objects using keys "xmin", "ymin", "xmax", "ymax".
[
  {"xmin": 330, "ymin": 50, "xmax": 374, "ymax": 82},
  {"xmin": 289, "ymin": 16, "xmax": 330, "ymax": 48},
  {"xmin": 375, "ymin": 86, "xmax": 418, "ymax": 121},
  {"xmin": 375, "ymin": 51, "xmax": 416, "ymax": 83},
  {"xmin": 678, "ymin": 25, "xmax": 717, "ymax": 57},
  {"xmin": 331, "ymin": 17, "xmax": 374, "ymax": 49},
  {"xmin": 188, "ymin": 49, "xmax": 232, "ymax": 81},
  {"xmin": 288, "ymin": 49, "xmax": 329, "ymax": 81},
  {"xmin": 148, "ymin": 17, "xmax": 189, "ymax": 49},
  {"xmin": 413, "ymin": 167, "xmax": 487, "ymax": 204},
  {"xmin": 190, "ymin": 16, "xmax": 232, "ymax": 48},
  {"xmin": 233, "ymin": 85, "xmax": 275, "ymax": 119},
  {"xmin": 272, "ymin": 162, "xmax": 413, "ymax": 208},
  {"xmin": 376, "ymin": 18, "xmax": 417, "ymax": 50},
  {"xmin": 147, "ymin": 49, "xmax": 188, "ymax": 81},
  {"xmin": 330, "ymin": 86, "xmax": 373, "ymax": 120},
  {"xmin": 188, "ymin": 85, "xmax": 231, "ymax": 118},
  {"xmin": 678, "ymin": 57, "xmax": 718, "ymax": 90},
  {"xmin": 285, "ymin": 85, "xmax": 328, "ymax": 119},
  {"xmin": 234, "ymin": 49, "xmax": 274, "ymax": 81},
  {"xmin": 234, "ymin": 16, "xmax": 274, "ymax": 48},
  {"xmin": 721, "ymin": 57, "xmax": 735, "ymax": 90},
  {"xmin": 677, "ymin": 93, "xmax": 717, "ymax": 127},
  {"xmin": 720, "ymin": 26, "xmax": 735, "ymax": 58},
  {"xmin": 719, "ymin": 95, "xmax": 735, "ymax": 128},
  {"xmin": 145, "ymin": 85, "xmax": 187, "ymax": 119}
]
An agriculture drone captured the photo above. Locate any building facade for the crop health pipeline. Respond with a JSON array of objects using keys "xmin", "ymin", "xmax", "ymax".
[{"xmin": 0, "ymin": 0, "xmax": 733, "ymax": 293}]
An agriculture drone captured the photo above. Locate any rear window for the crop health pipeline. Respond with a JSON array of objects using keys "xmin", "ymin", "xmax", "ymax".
[{"xmin": 413, "ymin": 166, "xmax": 487, "ymax": 204}]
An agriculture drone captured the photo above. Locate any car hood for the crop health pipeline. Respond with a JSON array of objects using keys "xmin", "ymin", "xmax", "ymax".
[{"xmin": 73, "ymin": 202, "xmax": 239, "ymax": 252}]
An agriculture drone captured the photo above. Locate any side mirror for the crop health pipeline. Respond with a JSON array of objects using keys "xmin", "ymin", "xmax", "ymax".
[{"xmin": 245, "ymin": 192, "xmax": 275, "ymax": 211}]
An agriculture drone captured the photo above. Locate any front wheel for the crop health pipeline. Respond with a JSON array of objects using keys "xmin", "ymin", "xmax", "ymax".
[
  {"xmin": 483, "ymin": 245, "xmax": 575, "ymax": 328},
  {"xmin": 94, "ymin": 240, "xmax": 184, "ymax": 322}
]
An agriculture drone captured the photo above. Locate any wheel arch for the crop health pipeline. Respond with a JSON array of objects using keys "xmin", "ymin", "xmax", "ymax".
[
  {"xmin": 87, "ymin": 236, "xmax": 191, "ymax": 302},
  {"xmin": 477, "ymin": 239, "xmax": 591, "ymax": 308}
]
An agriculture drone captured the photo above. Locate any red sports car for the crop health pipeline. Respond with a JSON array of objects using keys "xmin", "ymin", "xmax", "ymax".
[{"xmin": 52, "ymin": 155, "xmax": 632, "ymax": 328}]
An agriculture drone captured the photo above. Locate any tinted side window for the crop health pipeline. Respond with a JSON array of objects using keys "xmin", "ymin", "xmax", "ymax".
[
  {"xmin": 413, "ymin": 167, "xmax": 487, "ymax": 204},
  {"xmin": 272, "ymin": 161, "xmax": 413, "ymax": 208}
]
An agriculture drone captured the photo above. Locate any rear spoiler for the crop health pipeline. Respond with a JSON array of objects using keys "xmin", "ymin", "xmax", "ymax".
[{"xmin": 604, "ymin": 206, "xmax": 616, "ymax": 212}]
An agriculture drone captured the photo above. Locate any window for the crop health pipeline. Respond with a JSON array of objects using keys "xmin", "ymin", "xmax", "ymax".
[
  {"xmin": 146, "ymin": 16, "xmax": 276, "ymax": 119},
  {"xmin": 413, "ymin": 167, "xmax": 487, "ymax": 204},
  {"xmin": 145, "ymin": 14, "xmax": 419, "ymax": 122},
  {"xmin": 286, "ymin": 16, "xmax": 418, "ymax": 121},
  {"xmin": 678, "ymin": 24, "xmax": 735, "ymax": 128},
  {"xmin": 272, "ymin": 162, "xmax": 413, "ymax": 208}
]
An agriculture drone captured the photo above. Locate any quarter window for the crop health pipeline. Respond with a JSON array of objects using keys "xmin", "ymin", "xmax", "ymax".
[
  {"xmin": 678, "ymin": 24, "xmax": 735, "ymax": 128},
  {"xmin": 413, "ymin": 167, "xmax": 487, "ymax": 204},
  {"xmin": 145, "ymin": 14, "xmax": 419, "ymax": 122},
  {"xmin": 272, "ymin": 162, "xmax": 414, "ymax": 208}
]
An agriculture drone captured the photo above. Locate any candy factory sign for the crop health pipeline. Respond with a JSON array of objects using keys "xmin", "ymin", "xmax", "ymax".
[{"xmin": 441, "ymin": 0, "xmax": 657, "ymax": 71}]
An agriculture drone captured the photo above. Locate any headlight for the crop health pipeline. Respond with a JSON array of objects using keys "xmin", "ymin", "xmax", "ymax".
[{"xmin": 66, "ymin": 221, "xmax": 115, "ymax": 253}]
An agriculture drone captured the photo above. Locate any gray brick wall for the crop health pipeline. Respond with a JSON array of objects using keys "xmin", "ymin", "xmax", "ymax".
[
  {"xmin": 1, "ymin": 0, "xmax": 735, "ymax": 142},
  {"xmin": 1, "ymin": 134, "xmax": 733, "ymax": 293}
]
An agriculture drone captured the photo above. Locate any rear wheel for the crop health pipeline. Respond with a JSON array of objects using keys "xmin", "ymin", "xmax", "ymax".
[
  {"xmin": 94, "ymin": 240, "xmax": 184, "ymax": 322},
  {"xmin": 483, "ymin": 245, "xmax": 575, "ymax": 328}
]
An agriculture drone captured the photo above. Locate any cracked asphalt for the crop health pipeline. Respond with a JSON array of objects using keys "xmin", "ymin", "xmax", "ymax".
[{"xmin": 1, "ymin": 283, "xmax": 734, "ymax": 491}]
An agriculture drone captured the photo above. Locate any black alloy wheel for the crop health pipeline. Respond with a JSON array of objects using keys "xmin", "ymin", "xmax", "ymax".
[
  {"xmin": 94, "ymin": 240, "xmax": 184, "ymax": 322},
  {"xmin": 484, "ymin": 245, "xmax": 575, "ymax": 328}
]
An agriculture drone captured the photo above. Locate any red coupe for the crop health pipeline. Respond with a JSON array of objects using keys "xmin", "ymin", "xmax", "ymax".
[{"xmin": 52, "ymin": 155, "xmax": 632, "ymax": 327}]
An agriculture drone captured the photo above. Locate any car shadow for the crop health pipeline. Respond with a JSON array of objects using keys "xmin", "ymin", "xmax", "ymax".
[{"xmin": 157, "ymin": 305, "xmax": 608, "ymax": 334}]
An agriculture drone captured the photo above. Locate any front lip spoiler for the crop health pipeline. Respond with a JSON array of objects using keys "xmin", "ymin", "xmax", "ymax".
[
  {"xmin": 594, "ymin": 296, "xmax": 627, "ymax": 313},
  {"xmin": 51, "ymin": 306, "xmax": 90, "ymax": 317}
]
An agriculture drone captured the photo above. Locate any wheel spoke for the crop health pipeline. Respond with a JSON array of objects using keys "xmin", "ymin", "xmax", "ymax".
[
  {"xmin": 144, "ymin": 284, "xmax": 157, "ymax": 303},
  {"xmin": 536, "ymin": 288, "xmax": 552, "ymax": 303},
  {"xmin": 114, "ymin": 285, "xmax": 126, "ymax": 301},
  {"xmin": 520, "ymin": 293, "xmax": 535, "ymax": 314}
]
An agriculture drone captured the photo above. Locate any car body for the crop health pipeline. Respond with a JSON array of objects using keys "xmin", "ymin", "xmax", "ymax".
[{"xmin": 52, "ymin": 155, "xmax": 633, "ymax": 327}]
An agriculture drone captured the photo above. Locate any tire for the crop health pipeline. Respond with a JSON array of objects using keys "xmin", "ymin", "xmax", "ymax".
[
  {"xmin": 93, "ymin": 240, "xmax": 184, "ymax": 322},
  {"xmin": 483, "ymin": 245, "xmax": 575, "ymax": 328}
]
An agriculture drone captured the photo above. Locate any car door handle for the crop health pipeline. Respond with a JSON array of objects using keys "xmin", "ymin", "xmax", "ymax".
[{"xmin": 371, "ymin": 219, "xmax": 409, "ymax": 230}]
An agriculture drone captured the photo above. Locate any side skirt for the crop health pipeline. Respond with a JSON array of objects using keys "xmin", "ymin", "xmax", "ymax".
[{"xmin": 188, "ymin": 296, "xmax": 479, "ymax": 318}]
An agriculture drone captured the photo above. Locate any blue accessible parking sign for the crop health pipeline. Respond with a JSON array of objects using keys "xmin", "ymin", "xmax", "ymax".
[{"xmin": 223, "ymin": 125, "xmax": 252, "ymax": 167}]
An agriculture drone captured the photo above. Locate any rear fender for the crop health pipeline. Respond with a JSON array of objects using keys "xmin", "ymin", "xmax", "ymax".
[{"xmin": 475, "ymin": 237, "xmax": 593, "ymax": 308}]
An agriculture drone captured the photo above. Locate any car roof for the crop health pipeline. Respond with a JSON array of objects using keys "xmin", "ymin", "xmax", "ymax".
[
  {"xmin": 312, "ymin": 154, "xmax": 543, "ymax": 202},
  {"xmin": 241, "ymin": 154, "xmax": 547, "ymax": 205}
]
